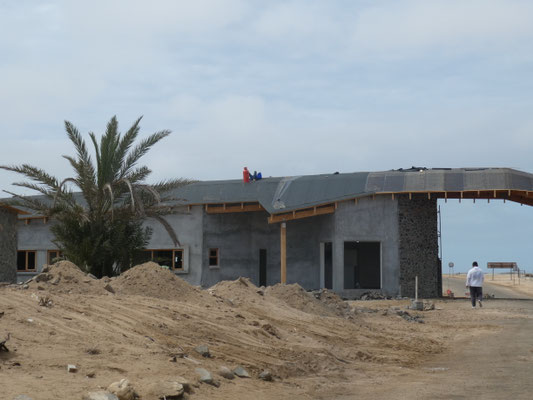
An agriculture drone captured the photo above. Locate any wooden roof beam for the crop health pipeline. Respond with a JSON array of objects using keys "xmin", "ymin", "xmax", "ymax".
[{"xmin": 268, "ymin": 204, "xmax": 335, "ymax": 224}]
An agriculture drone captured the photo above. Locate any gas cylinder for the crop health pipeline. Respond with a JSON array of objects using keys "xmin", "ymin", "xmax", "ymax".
[{"xmin": 243, "ymin": 167, "xmax": 250, "ymax": 183}]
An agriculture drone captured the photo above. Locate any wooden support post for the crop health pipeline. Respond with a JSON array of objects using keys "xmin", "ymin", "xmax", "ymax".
[{"xmin": 280, "ymin": 222, "xmax": 287, "ymax": 284}]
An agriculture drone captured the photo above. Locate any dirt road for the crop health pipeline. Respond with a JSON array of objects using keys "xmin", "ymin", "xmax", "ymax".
[
  {"xmin": 339, "ymin": 299, "xmax": 533, "ymax": 400},
  {"xmin": 443, "ymin": 275, "xmax": 533, "ymax": 299}
]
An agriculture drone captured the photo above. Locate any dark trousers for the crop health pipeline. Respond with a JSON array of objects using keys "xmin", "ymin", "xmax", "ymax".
[{"xmin": 469, "ymin": 286, "xmax": 483, "ymax": 307}]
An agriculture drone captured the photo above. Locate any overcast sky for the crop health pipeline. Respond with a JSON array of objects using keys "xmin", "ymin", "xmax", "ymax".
[{"xmin": 1, "ymin": 1, "xmax": 532, "ymax": 273}]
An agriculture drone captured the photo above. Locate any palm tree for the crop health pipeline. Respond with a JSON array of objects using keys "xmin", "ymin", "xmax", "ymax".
[{"xmin": 1, "ymin": 116, "xmax": 192, "ymax": 277}]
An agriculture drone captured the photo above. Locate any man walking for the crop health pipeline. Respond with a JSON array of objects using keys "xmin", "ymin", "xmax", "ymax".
[{"xmin": 466, "ymin": 261, "xmax": 484, "ymax": 308}]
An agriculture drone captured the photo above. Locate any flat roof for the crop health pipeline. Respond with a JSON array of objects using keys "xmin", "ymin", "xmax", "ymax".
[
  {"xmin": 167, "ymin": 167, "xmax": 533, "ymax": 213},
  {"xmin": 2, "ymin": 167, "xmax": 533, "ymax": 217}
]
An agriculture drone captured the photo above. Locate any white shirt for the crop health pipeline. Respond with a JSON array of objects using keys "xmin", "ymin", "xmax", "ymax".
[{"xmin": 466, "ymin": 266, "xmax": 484, "ymax": 287}]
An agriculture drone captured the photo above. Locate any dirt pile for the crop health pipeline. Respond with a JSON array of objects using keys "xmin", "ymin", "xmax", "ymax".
[
  {"xmin": 112, "ymin": 262, "xmax": 203, "ymax": 301},
  {"xmin": 26, "ymin": 260, "xmax": 105, "ymax": 295},
  {"xmin": 209, "ymin": 277, "xmax": 266, "ymax": 305},
  {"xmin": 312, "ymin": 288, "xmax": 352, "ymax": 316},
  {"xmin": 265, "ymin": 283, "xmax": 342, "ymax": 317}
]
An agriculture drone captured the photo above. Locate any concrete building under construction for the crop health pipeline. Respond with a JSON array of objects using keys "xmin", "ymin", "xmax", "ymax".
[{"xmin": 2, "ymin": 167, "xmax": 533, "ymax": 298}]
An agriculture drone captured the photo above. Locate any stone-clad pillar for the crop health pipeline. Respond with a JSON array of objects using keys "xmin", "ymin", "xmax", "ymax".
[{"xmin": 0, "ymin": 208, "xmax": 17, "ymax": 283}]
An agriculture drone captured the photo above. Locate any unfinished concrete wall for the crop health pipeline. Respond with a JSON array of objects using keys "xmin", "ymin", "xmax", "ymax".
[
  {"xmin": 332, "ymin": 197, "xmax": 400, "ymax": 297},
  {"xmin": 201, "ymin": 211, "xmax": 277, "ymax": 288},
  {"xmin": 398, "ymin": 194, "xmax": 440, "ymax": 298},
  {"xmin": 143, "ymin": 206, "xmax": 204, "ymax": 286},
  {"xmin": 201, "ymin": 210, "xmax": 333, "ymax": 289},
  {"xmin": 16, "ymin": 218, "xmax": 57, "ymax": 282},
  {"xmin": 0, "ymin": 208, "xmax": 17, "ymax": 283}
]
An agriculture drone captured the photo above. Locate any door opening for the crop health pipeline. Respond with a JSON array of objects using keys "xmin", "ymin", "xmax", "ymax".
[
  {"xmin": 259, "ymin": 249, "xmax": 267, "ymax": 287},
  {"xmin": 344, "ymin": 241, "xmax": 381, "ymax": 289},
  {"xmin": 324, "ymin": 242, "xmax": 332, "ymax": 289}
]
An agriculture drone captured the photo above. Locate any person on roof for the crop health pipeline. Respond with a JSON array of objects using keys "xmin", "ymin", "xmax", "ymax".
[{"xmin": 466, "ymin": 261, "xmax": 484, "ymax": 308}]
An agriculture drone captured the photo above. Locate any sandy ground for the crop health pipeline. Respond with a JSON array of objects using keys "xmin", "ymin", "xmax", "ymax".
[{"xmin": 2, "ymin": 263, "xmax": 533, "ymax": 399}]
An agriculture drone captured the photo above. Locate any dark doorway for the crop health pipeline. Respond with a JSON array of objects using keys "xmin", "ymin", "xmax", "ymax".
[
  {"xmin": 324, "ymin": 242, "xmax": 333, "ymax": 289},
  {"xmin": 344, "ymin": 241, "xmax": 381, "ymax": 289},
  {"xmin": 259, "ymin": 249, "xmax": 267, "ymax": 287}
]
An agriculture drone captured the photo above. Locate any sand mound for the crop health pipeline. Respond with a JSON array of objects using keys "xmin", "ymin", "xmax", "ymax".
[
  {"xmin": 112, "ymin": 262, "xmax": 201, "ymax": 301},
  {"xmin": 209, "ymin": 277, "xmax": 265, "ymax": 305},
  {"xmin": 312, "ymin": 289, "xmax": 352, "ymax": 315},
  {"xmin": 265, "ymin": 283, "xmax": 341, "ymax": 317},
  {"xmin": 27, "ymin": 260, "xmax": 105, "ymax": 294}
]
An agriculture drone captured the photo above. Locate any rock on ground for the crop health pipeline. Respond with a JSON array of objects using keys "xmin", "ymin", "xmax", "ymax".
[
  {"xmin": 107, "ymin": 378, "xmax": 137, "ymax": 400},
  {"xmin": 196, "ymin": 368, "xmax": 219, "ymax": 387},
  {"xmin": 194, "ymin": 344, "xmax": 210, "ymax": 357},
  {"xmin": 233, "ymin": 366, "xmax": 250, "ymax": 378},
  {"xmin": 82, "ymin": 392, "xmax": 119, "ymax": 400},
  {"xmin": 218, "ymin": 366, "xmax": 235, "ymax": 380},
  {"xmin": 259, "ymin": 370, "xmax": 273, "ymax": 381},
  {"xmin": 146, "ymin": 380, "xmax": 184, "ymax": 399}
]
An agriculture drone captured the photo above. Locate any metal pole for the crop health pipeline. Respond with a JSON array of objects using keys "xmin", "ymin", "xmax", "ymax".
[
  {"xmin": 280, "ymin": 222, "xmax": 287, "ymax": 284},
  {"xmin": 415, "ymin": 276, "xmax": 418, "ymax": 300}
]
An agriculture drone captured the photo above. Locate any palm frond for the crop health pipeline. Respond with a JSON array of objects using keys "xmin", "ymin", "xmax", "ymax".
[
  {"xmin": 152, "ymin": 178, "xmax": 196, "ymax": 194},
  {"xmin": 121, "ymin": 130, "xmax": 170, "ymax": 177},
  {"xmin": 0, "ymin": 164, "xmax": 59, "ymax": 190},
  {"xmin": 127, "ymin": 166, "xmax": 152, "ymax": 184},
  {"xmin": 115, "ymin": 117, "xmax": 142, "ymax": 180},
  {"xmin": 146, "ymin": 212, "xmax": 181, "ymax": 247},
  {"xmin": 12, "ymin": 182, "xmax": 53, "ymax": 197},
  {"xmin": 2, "ymin": 190, "xmax": 54, "ymax": 215},
  {"xmin": 64, "ymin": 121, "xmax": 96, "ymax": 187}
]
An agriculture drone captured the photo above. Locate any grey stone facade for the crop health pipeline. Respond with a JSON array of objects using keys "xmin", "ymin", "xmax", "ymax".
[
  {"xmin": 398, "ymin": 194, "xmax": 441, "ymax": 298},
  {"xmin": 0, "ymin": 208, "xmax": 17, "ymax": 283}
]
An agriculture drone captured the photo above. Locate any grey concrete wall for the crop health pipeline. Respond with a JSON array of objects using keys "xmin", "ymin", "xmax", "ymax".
[
  {"xmin": 201, "ymin": 211, "xmax": 278, "ymax": 288},
  {"xmin": 17, "ymin": 218, "xmax": 57, "ymax": 282},
  {"xmin": 201, "ymin": 210, "xmax": 334, "ymax": 289},
  {"xmin": 398, "ymin": 194, "xmax": 440, "ymax": 298},
  {"xmin": 333, "ymin": 197, "xmax": 400, "ymax": 297},
  {"xmin": 14, "ymin": 207, "xmax": 206, "ymax": 285},
  {"xmin": 143, "ymin": 206, "xmax": 204, "ymax": 286},
  {"xmin": 0, "ymin": 209, "xmax": 17, "ymax": 283}
]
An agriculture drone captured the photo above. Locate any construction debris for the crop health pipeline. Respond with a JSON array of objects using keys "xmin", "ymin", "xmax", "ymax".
[
  {"xmin": 0, "ymin": 332, "xmax": 10, "ymax": 352},
  {"xmin": 358, "ymin": 291, "xmax": 391, "ymax": 300},
  {"xmin": 107, "ymin": 378, "xmax": 137, "ymax": 400}
]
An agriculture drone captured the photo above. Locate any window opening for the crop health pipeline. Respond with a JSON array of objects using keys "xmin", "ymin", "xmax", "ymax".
[
  {"xmin": 17, "ymin": 250, "xmax": 37, "ymax": 271},
  {"xmin": 209, "ymin": 248, "xmax": 219, "ymax": 267},
  {"xmin": 47, "ymin": 250, "xmax": 64, "ymax": 265},
  {"xmin": 135, "ymin": 249, "xmax": 184, "ymax": 270}
]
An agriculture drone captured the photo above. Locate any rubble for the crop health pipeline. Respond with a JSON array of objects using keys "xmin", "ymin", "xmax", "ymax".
[
  {"xmin": 358, "ymin": 291, "xmax": 391, "ymax": 300},
  {"xmin": 107, "ymin": 379, "xmax": 137, "ymax": 400}
]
